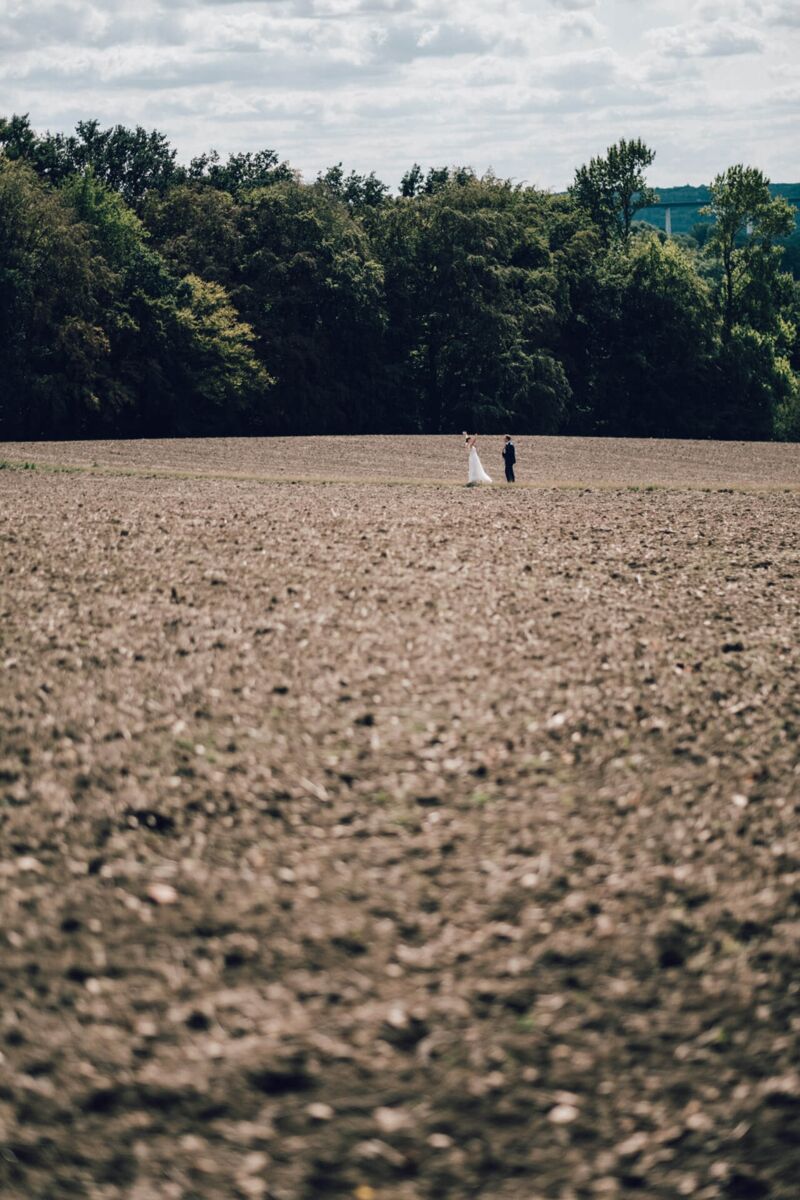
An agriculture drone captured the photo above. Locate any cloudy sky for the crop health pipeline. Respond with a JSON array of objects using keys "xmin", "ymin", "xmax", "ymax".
[{"xmin": 2, "ymin": 0, "xmax": 798, "ymax": 190}]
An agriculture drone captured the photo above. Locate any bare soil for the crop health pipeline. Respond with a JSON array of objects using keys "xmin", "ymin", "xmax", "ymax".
[
  {"xmin": 1, "ymin": 437, "xmax": 799, "ymax": 1200},
  {"xmin": 4, "ymin": 432, "xmax": 800, "ymax": 489}
]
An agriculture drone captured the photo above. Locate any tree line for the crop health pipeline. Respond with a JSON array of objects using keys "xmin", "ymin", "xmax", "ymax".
[{"xmin": 1, "ymin": 116, "xmax": 798, "ymax": 442}]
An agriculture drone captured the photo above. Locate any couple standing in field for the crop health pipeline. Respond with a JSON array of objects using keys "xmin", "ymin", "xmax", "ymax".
[{"xmin": 463, "ymin": 433, "xmax": 516, "ymax": 486}]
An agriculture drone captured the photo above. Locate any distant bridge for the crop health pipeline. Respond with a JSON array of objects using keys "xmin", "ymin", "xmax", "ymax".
[{"xmin": 640, "ymin": 196, "xmax": 800, "ymax": 236}]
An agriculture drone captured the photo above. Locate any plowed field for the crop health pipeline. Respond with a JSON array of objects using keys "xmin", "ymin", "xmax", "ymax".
[{"xmin": 1, "ymin": 436, "xmax": 799, "ymax": 1200}]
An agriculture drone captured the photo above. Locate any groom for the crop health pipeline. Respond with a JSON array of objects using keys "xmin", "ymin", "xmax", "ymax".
[{"xmin": 502, "ymin": 435, "xmax": 516, "ymax": 483}]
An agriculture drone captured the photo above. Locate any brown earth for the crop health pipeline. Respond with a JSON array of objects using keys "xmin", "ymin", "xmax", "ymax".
[
  {"xmin": 3, "ymin": 432, "xmax": 800, "ymax": 489},
  {"xmin": 1, "ymin": 436, "xmax": 799, "ymax": 1200}
]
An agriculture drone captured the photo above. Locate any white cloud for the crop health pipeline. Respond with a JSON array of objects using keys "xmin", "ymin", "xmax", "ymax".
[
  {"xmin": 1, "ymin": 0, "xmax": 798, "ymax": 189},
  {"xmin": 549, "ymin": 0, "xmax": 597, "ymax": 10},
  {"xmin": 538, "ymin": 46, "xmax": 620, "ymax": 88},
  {"xmin": 764, "ymin": 1, "xmax": 800, "ymax": 26},
  {"xmin": 651, "ymin": 19, "xmax": 765, "ymax": 58},
  {"xmin": 558, "ymin": 12, "xmax": 601, "ymax": 40}
]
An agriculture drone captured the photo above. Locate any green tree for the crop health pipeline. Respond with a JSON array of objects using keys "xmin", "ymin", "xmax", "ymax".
[
  {"xmin": 0, "ymin": 159, "xmax": 190, "ymax": 438},
  {"xmin": 157, "ymin": 276, "xmax": 273, "ymax": 433},
  {"xmin": 399, "ymin": 164, "xmax": 475, "ymax": 198},
  {"xmin": 712, "ymin": 325, "xmax": 797, "ymax": 440},
  {"xmin": 316, "ymin": 164, "xmax": 389, "ymax": 215},
  {"xmin": 376, "ymin": 175, "xmax": 570, "ymax": 433},
  {"xmin": 772, "ymin": 278, "xmax": 800, "ymax": 441},
  {"xmin": 233, "ymin": 181, "xmax": 387, "ymax": 432},
  {"xmin": 571, "ymin": 138, "xmax": 658, "ymax": 244},
  {"xmin": 0, "ymin": 114, "xmax": 181, "ymax": 205},
  {"xmin": 700, "ymin": 166, "xmax": 797, "ymax": 437},
  {"xmin": 544, "ymin": 195, "xmax": 605, "ymax": 433},
  {"xmin": 576, "ymin": 234, "xmax": 717, "ymax": 436},
  {"xmin": 142, "ymin": 184, "xmax": 241, "ymax": 286},
  {"xmin": 63, "ymin": 170, "xmax": 271, "ymax": 435},
  {"xmin": 0, "ymin": 160, "xmax": 109, "ymax": 438},
  {"xmin": 702, "ymin": 165, "xmax": 796, "ymax": 337},
  {"xmin": 63, "ymin": 169, "xmax": 180, "ymax": 427},
  {"xmin": 186, "ymin": 148, "xmax": 294, "ymax": 195}
]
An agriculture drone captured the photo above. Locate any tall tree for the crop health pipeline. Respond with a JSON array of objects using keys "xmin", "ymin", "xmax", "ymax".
[
  {"xmin": 0, "ymin": 160, "xmax": 108, "ymax": 438},
  {"xmin": 142, "ymin": 184, "xmax": 241, "ymax": 286},
  {"xmin": 186, "ymin": 148, "xmax": 294, "ymax": 195},
  {"xmin": 399, "ymin": 164, "xmax": 475, "ymax": 199},
  {"xmin": 315, "ymin": 164, "xmax": 389, "ymax": 214},
  {"xmin": 577, "ymin": 234, "xmax": 717, "ymax": 436},
  {"xmin": 64, "ymin": 171, "xmax": 270, "ymax": 435},
  {"xmin": 0, "ymin": 114, "xmax": 181, "ymax": 205},
  {"xmin": 376, "ymin": 176, "xmax": 570, "ymax": 433},
  {"xmin": 702, "ymin": 165, "xmax": 796, "ymax": 338},
  {"xmin": 571, "ymin": 138, "xmax": 657, "ymax": 244},
  {"xmin": 233, "ymin": 181, "xmax": 387, "ymax": 433},
  {"xmin": 700, "ymin": 166, "xmax": 798, "ymax": 438}
]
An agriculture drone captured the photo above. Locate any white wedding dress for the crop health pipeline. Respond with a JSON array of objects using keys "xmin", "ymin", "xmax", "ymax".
[{"xmin": 468, "ymin": 445, "xmax": 492, "ymax": 484}]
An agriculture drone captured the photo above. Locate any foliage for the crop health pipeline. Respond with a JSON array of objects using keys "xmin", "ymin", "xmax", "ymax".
[
  {"xmin": 233, "ymin": 181, "xmax": 387, "ymax": 433},
  {"xmin": 0, "ymin": 159, "xmax": 108, "ymax": 437},
  {"xmin": 141, "ymin": 184, "xmax": 241, "ymax": 285},
  {"xmin": 570, "ymin": 234, "xmax": 717, "ymax": 436},
  {"xmin": 697, "ymin": 166, "xmax": 798, "ymax": 435},
  {"xmin": 315, "ymin": 164, "xmax": 390, "ymax": 214},
  {"xmin": 2, "ymin": 113, "xmax": 799, "ymax": 442},
  {"xmin": 712, "ymin": 325, "xmax": 797, "ymax": 440},
  {"xmin": 702, "ymin": 165, "xmax": 796, "ymax": 337},
  {"xmin": 399, "ymin": 164, "xmax": 476, "ymax": 198},
  {"xmin": 0, "ymin": 160, "xmax": 269, "ymax": 439},
  {"xmin": 0, "ymin": 114, "xmax": 180, "ymax": 205},
  {"xmin": 162, "ymin": 276, "xmax": 273, "ymax": 433},
  {"xmin": 186, "ymin": 148, "xmax": 294, "ymax": 196},
  {"xmin": 376, "ymin": 176, "xmax": 570, "ymax": 433},
  {"xmin": 571, "ymin": 138, "xmax": 658, "ymax": 244}
]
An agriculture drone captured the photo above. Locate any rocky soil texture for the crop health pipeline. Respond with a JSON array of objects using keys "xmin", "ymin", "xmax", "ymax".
[{"xmin": 1, "ymin": 438, "xmax": 799, "ymax": 1200}]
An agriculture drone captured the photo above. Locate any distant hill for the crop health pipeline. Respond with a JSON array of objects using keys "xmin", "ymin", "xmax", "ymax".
[{"xmin": 638, "ymin": 183, "xmax": 800, "ymax": 235}]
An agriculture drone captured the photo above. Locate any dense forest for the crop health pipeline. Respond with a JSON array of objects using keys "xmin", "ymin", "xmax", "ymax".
[{"xmin": 1, "ymin": 116, "xmax": 798, "ymax": 442}]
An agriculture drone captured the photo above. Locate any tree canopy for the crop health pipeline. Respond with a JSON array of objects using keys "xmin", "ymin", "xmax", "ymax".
[
  {"xmin": 570, "ymin": 138, "xmax": 658, "ymax": 244},
  {"xmin": 1, "ymin": 116, "xmax": 798, "ymax": 442}
]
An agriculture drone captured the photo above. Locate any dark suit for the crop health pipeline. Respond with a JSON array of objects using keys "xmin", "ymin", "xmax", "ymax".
[{"xmin": 502, "ymin": 441, "xmax": 516, "ymax": 482}]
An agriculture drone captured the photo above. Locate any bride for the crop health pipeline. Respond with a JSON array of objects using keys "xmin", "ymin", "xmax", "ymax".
[{"xmin": 464, "ymin": 432, "xmax": 492, "ymax": 485}]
